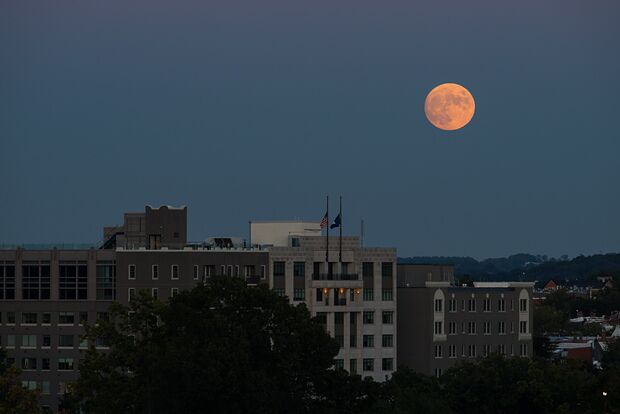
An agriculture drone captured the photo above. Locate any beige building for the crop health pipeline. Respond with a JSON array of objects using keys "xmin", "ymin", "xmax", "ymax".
[{"xmin": 255, "ymin": 222, "xmax": 397, "ymax": 382}]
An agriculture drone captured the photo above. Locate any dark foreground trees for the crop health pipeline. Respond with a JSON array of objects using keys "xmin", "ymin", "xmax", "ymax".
[
  {"xmin": 63, "ymin": 277, "xmax": 341, "ymax": 413},
  {"xmin": 0, "ymin": 348, "xmax": 41, "ymax": 414}
]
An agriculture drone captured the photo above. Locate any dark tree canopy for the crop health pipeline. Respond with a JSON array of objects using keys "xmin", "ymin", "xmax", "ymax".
[{"xmin": 64, "ymin": 277, "xmax": 340, "ymax": 414}]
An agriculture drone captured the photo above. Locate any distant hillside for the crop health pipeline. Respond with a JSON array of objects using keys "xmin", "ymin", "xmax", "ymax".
[{"xmin": 398, "ymin": 253, "xmax": 620, "ymax": 282}]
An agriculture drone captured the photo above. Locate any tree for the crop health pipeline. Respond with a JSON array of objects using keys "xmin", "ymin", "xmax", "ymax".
[
  {"xmin": 64, "ymin": 277, "xmax": 340, "ymax": 414},
  {"xmin": 377, "ymin": 367, "xmax": 452, "ymax": 413},
  {"xmin": 0, "ymin": 348, "xmax": 41, "ymax": 414}
]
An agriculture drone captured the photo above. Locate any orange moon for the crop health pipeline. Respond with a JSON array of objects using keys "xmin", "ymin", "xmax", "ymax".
[{"xmin": 424, "ymin": 83, "xmax": 475, "ymax": 131}]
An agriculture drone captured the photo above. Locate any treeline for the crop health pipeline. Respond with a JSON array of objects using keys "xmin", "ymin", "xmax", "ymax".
[{"xmin": 400, "ymin": 253, "xmax": 620, "ymax": 282}]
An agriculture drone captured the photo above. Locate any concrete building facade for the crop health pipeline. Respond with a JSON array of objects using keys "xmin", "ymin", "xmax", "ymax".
[
  {"xmin": 397, "ymin": 264, "xmax": 534, "ymax": 377},
  {"xmin": 261, "ymin": 223, "xmax": 397, "ymax": 382}
]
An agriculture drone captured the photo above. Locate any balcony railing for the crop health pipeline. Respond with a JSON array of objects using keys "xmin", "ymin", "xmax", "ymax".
[{"xmin": 312, "ymin": 273, "xmax": 359, "ymax": 281}]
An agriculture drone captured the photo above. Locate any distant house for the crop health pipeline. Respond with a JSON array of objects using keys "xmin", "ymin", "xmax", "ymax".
[
  {"xmin": 553, "ymin": 339, "xmax": 604, "ymax": 365},
  {"xmin": 544, "ymin": 279, "xmax": 558, "ymax": 290}
]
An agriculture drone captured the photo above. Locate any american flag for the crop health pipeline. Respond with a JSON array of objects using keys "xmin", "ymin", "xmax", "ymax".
[{"xmin": 320, "ymin": 212, "xmax": 328, "ymax": 229}]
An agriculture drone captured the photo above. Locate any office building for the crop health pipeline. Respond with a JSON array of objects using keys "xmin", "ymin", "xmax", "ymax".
[
  {"xmin": 397, "ymin": 264, "xmax": 534, "ymax": 377},
  {"xmin": 252, "ymin": 221, "xmax": 397, "ymax": 382}
]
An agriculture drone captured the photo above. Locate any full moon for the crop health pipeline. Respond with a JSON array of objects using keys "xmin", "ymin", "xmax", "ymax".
[{"xmin": 424, "ymin": 83, "xmax": 475, "ymax": 131}]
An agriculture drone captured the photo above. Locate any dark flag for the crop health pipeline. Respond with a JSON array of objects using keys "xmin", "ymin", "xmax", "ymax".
[{"xmin": 330, "ymin": 213, "xmax": 341, "ymax": 229}]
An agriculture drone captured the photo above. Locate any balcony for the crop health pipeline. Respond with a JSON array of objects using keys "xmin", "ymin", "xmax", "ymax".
[
  {"xmin": 312, "ymin": 273, "xmax": 359, "ymax": 281},
  {"xmin": 311, "ymin": 273, "xmax": 362, "ymax": 290}
]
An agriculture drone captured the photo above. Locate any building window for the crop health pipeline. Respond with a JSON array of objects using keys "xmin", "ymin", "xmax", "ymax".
[
  {"xmin": 128, "ymin": 288, "xmax": 136, "ymax": 302},
  {"xmin": 363, "ymin": 358, "xmax": 374, "ymax": 372},
  {"xmin": 468, "ymin": 299, "xmax": 476, "ymax": 312},
  {"xmin": 449, "ymin": 299, "xmax": 457, "ymax": 312},
  {"xmin": 42, "ymin": 335, "xmax": 51, "ymax": 347},
  {"xmin": 316, "ymin": 288, "xmax": 323, "ymax": 302},
  {"xmin": 96, "ymin": 261, "xmax": 116, "ymax": 300},
  {"xmin": 273, "ymin": 262, "xmax": 285, "ymax": 277},
  {"xmin": 382, "ymin": 289, "xmax": 393, "ymax": 301},
  {"xmin": 381, "ymin": 262, "xmax": 393, "ymax": 278},
  {"xmin": 193, "ymin": 265, "xmax": 199, "ymax": 280},
  {"xmin": 483, "ymin": 298, "xmax": 491, "ymax": 312},
  {"xmin": 498, "ymin": 344, "xmax": 506, "ymax": 355},
  {"xmin": 220, "ymin": 265, "xmax": 225, "ymax": 276},
  {"xmin": 434, "ymin": 368, "xmax": 442, "ymax": 378},
  {"xmin": 293, "ymin": 288, "xmax": 305, "ymax": 301},
  {"xmin": 42, "ymin": 358, "xmax": 50, "ymax": 370},
  {"xmin": 205, "ymin": 265, "xmax": 214, "ymax": 279},
  {"xmin": 520, "ymin": 321, "xmax": 528, "ymax": 334},
  {"xmin": 171, "ymin": 265, "xmax": 179, "ymax": 280},
  {"xmin": 58, "ymin": 358, "xmax": 74, "ymax": 371},
  {"xmin": 7, "ymin": 335, "xmax": 16, "ymax": 348},
  {"xmin": 449, "ymin": 345, "xmax": 457, "ymax": 358},
  {"xmin": 434, "ymin": 299, "xmax": 443, "ymax": 313},
  {"xmin": 362, "ymin": 262, "xmax": 374, "ymax": 278},
  {"xmin": 363, "ymin": 288, "xmax": 374, "ymax": 301},
  {"xmin": 363, "ymin": 335, "xmax": 374, "ymax": 348},
  {"xmin": 468, "ymin": 344, "xmax": 477, "ymax": 358},
  {"xmin": 59, "ymin": 312, "xmax": 75, "ymax": 325},
  {"xmin": 520, "ymin": 343, "xmax": 528, "ymax": 357},
  {"xmin": 0, "ymin": 262, "xmax": 16, "ymax": 299},
  {"xmin": 363, "ymin": 311, "xmax": 374, "ymax": 324},
  {"xmin": 235, "ymin": 266, "xmax": 240, "ymax": 277},
  {"xmin": 382, "ymin": 358, "xmax": 394, "ymax": 371},
  {"xmin": 498, "ymin": 321, "xmax": 506, "ymax": 335},
  {"xmin": 59, "ymin": 335, "xmax": 74, "ymax": 348},
  {"xmin": 382, "ymin": 311, "xmax": 394, "ymax": 324},
  {"xmin": 498, "ymin": 299, "xmax": 506, "ymax": 312},
  {"xmin": 382, "ymin": 334, "xmax": 393, "ymax": 347},
  {"xmin": 42, "ymin": 313, "xmax": 51, "ymax": 324},
  {"xmin": 334, "ymin": 359, "xmax": 344, "ymax": 370},
  {"xmin": 58, "ymin": 261, "xmax": 88, "ymax": 300},
  {"xmin": 22, "ymin": 261, "xmax": 51, "ymax": 300},
  {"xmin": 152, "ymin": 265, "xmax": 159, "ymax": 280},
  {"xmin": 483, "ymin": 321, "xmax": 491, "ymax": 335},
  {"xmin": 349, "ymin": 359, "xmax": 357, "ymax": 374},
  {"xmin": 448, "ymin": 322, "xmax": 457, "ymax": 335},
  {"xmin": 483, "ymin": 344, "xmax": 491, "ymax": 357},
  {"xmin": 520, "ymin": 298, "xmax": 528, "ymax": 312},
  {"xmin": 171, "ymin": 288, "xmax": 179, "ymax": 297},
  {"xmin": 128, "ymin": 264, "xmax": 136, "ymax": 280},
  {"xmin": 434, "ymin": 345, "xmax": 443, "ymax": 358},
  {"xmin": 261, "ymin": 265, "xmax": 266, "ymax": 279},
  {"xmin": 152, "ymin": 288, "xmax": 159, "ymax": 300},
  {"xmin": 21, "ymin": 358, "xmax": 37, "ymax": 371},
  {"xmin": 274, "ymin": 288, "xmax": 285, "ymax": 297},
  {"xmin": 21, "ymin": 335, "xmax": 36, "ymax": 348},
  {"xmin": 21, "ymin": 313, "xmax": 37, "ymax": 325},
  {"xmin": 468, "ymin": 321, "xmax": 476, "ymax": 335},
  {"xmin": 293, "ymin": 262, "xmax": 305, "ymax": 277},
  {"xmin": 434, "ymin": 321, "xmax": 443, "ymax": 335}
]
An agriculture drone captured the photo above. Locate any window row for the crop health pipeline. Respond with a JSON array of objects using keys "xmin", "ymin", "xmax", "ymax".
[
  {"xmin": 434, "ymin": 343, "xmax": 529, "ymax": 359},
  {"xmin": 9, "ymin": 357, "xmax": 76, "ymax": 371},
  {"xmin": 334, "ymin": 357, "xmax": 394, "ymax": 373},
  {"xmin": 3, "ymin": 334, "xmax": 107, "ymax": 349},
  {"xmin": 0, "ymin": 311, "xmax": 105, "ymax": 326},
  {"xmin": 131, "ymin": 264, "xmax": 267, "ymax": 281},
  {"xmin": 437, "ymin": 297, "xmax": 528, "ymax": 313},
  {"xmin": 435, "ymin": 320, "xmax": 528, "ymax": 335},
  {"xmin": 272, "ymin": 261, "xmax": 394, "ymax": 278}
]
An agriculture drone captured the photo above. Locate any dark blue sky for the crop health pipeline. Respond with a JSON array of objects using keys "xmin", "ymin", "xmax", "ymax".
[{"xmin": 1, "ymin": 0, "xmax": 618, "ymax": 258}]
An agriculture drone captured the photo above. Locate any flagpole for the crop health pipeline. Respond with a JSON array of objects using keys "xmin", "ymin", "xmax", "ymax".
[
  {"xmin": 326, "ymin": 195, "xmax": 329, "ymax": 268},
  {"xmin": 339, "ymin": 195, "xmax": 342, "ymax": 263}
]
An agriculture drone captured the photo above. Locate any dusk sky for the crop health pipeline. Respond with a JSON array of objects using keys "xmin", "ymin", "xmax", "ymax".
[{"xmin": 1, "ymin": 0, "xmax": 618, "ymax": 259}]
